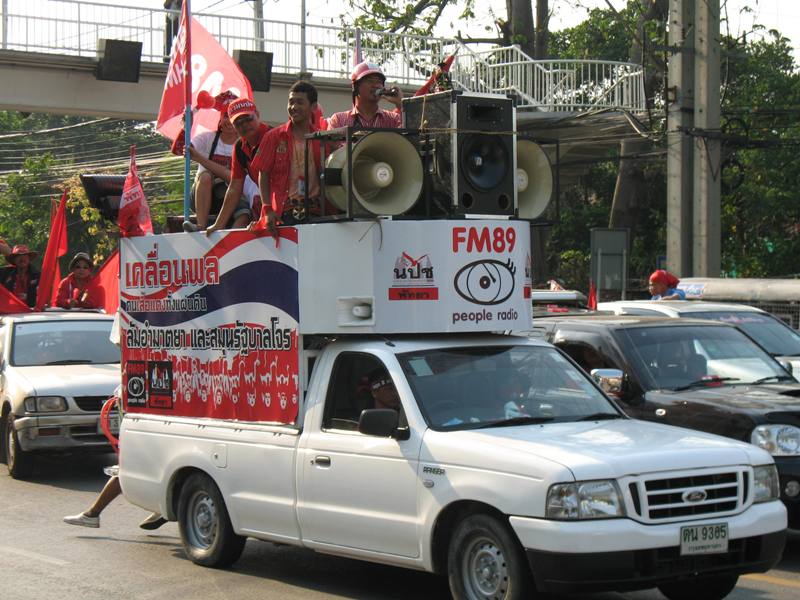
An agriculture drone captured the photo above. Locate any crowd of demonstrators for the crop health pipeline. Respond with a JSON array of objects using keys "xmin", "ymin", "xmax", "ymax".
[
  {"xmin": 55, "ymin": 252, "xmax": 104, "ymax": 310},
  {"xmin": 181, "ymin": 91, "xmax": 261, "ymax": 232},
  {"xmin": 0, "ymin": 240, "xmax": 40, "ymax": 307},
  {"xmin": 327, "ymin": 61, "xmax": 403, "ymax": 129},
  {"xmin": 648, "ymin": 269, "xmax": 686, "ymax": 301},
  {"xmin": 205, "ymin": 98, "xmax": 272, "ymax": 235}
]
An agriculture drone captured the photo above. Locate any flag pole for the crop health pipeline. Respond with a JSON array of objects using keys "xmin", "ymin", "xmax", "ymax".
[{"xmin": 182, "ymin": 0, "xmax": 193, "ymax": 225}]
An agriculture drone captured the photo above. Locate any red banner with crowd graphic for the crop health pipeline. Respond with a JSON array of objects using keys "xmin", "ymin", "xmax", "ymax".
[{"xmin": 119, "ymin": 230, "xmax": 299, "ymax": 423}]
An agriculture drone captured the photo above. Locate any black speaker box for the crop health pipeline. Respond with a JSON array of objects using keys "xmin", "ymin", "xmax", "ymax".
[
  {"xmin": 80, "ymin": 174, "xmax": 126, "ymax": 221},
  {"xmin": 96, "ymin": 39, "xmax": 143, "ymax": 83},
  {"xmin": 233, "ymin": 50, "xmax": 273, "ymax": 92},
  {"xmin": 403, "ymin": 91, "xmax": 516, "ymax": 216}
]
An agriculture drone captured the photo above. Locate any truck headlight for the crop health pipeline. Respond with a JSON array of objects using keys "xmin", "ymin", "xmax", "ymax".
[
  {"xmin": 23, "ymin": 396, "xmax": 67, "ymax": 413},
  {"xmin": 751, "ymin": 424, "xmax": 800, "ymax": 456},
  {"xmin": 546, "ymin": 480, "xmax": 625, "ymax": 519},
  {"xmin": 753, "ymin": 465, "xmax": 780, "ymax": 503}
]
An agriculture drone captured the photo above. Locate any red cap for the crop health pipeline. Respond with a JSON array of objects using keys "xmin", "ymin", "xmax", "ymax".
[
  {"xmin": 227, "ymin": 98, "xmax": 257, "ymax": 123},
  {"xmin": 351, "ymin": 61, "xmax": 385, "ymax": 84},
  {"xmin": 649, "ymin": 269, "xmax": 679, "ymax": 288},
  {"xmin": 214, "ymin": 90, "xmax": 238, "ymax": 113},
  {"xmin": 6, "ymin": 244, "xmax": 39, "ymax": 264}
]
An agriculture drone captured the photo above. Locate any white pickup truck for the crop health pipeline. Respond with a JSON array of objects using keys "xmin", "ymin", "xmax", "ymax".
[{"xmin": 120, "ymin": 333, "xmax": 787, "ymax": 600}]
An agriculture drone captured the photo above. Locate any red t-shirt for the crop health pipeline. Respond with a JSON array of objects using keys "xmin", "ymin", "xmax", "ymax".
[
  {"xmin": 230, "ymin": 123, "xmax": 270, "ymax": 183},
  {"xmin": 56, "ymin": 273, "xmax": 104, "ymax": 310}
]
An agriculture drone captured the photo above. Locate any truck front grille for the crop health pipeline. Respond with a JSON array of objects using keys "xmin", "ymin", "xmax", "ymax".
[
  {"xmin": 73, "ymin": 396, "xmax": 108, "ymax": 412},
  {"xmin": 625, "ymin": 467, "xmax": 748, "ymax": 523}
]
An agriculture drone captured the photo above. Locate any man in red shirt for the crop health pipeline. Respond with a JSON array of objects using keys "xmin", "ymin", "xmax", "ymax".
[
  {"xmin": 327, "ymin": 61, "xmax": 403, "ymax": 129},
  {"xmin": 0, "ymin": 241, "xmax": 40, "ymax": 308},
  {"xmin": 205, "ymin": 98, "xmax": 270, "ymax": 235},
  {"xmin": 251, "ymin": 81, "xmax": 323, "ymax": 238}
]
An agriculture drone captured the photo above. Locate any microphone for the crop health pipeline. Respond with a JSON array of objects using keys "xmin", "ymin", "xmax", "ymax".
[{"xmin": 374, "ymin": 87, "xmax": 400, "ymax": 98}]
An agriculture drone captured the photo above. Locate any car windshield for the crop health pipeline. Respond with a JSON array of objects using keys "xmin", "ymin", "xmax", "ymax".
[
  {"xmin": 618, "ymin": 325, "xmax": 792, "ymax": 391},
  {"xmin": 398, "ymin": 345, "xmax": 619, "ymax": 431},
  {"xmin": 689, "ymin": 311, "xmax": 800, "ymax": 357},
  {"xmin": 11, "ymin": 320, "xmax": 119, "ymax": 366}
]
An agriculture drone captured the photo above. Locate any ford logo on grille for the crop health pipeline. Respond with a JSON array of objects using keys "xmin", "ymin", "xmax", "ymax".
[{"xmin": 682, "ymin": 489, "xmax": 708, "ymax": 503}]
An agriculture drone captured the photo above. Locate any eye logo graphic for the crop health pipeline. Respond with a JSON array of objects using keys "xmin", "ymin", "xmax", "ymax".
[{"xmin": 454, "ymin": 259, "xmax": 516, "ymax": 305}]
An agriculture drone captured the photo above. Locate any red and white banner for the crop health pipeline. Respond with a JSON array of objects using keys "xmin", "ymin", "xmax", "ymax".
[
  {"xmin": 157, "ymin": 16, "xmax": 253, "ymax": 141},
  {"xmin": 120, "ymin": 230, "xmax": 300, "ymax": 423},
  {"xmin": 118, "ymin": 146, "xmax": 154, "ymax": 238}
]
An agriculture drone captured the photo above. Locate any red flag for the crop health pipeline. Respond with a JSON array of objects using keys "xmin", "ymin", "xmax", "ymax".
[
  {"xmin": 118, "ymin": 146, "xmax": 154, "ymax": 238},
  {"xmin": 36, "ymin": 191, "xmax": 68, "ymax": 311},
  {"xmin": 588, "ymin": 280, "xmax": 598, "ymax": 310},
  {"xmin": 0, "ymin": 286, "xmax": 31, "ymax": 314},
  {"xmin": 414, "ymin": 53, "xmax": 457, "ymax": 96},
  {"xmin": 48, "ymin": 197, "xmax": 69, "ymax": 306},
  {"xmin": 157, "ymin": 16, "xmax": 253, "ymax": 141},
  {"xmin": 93, "ymin": 249, "xmax": 119, "ymax": 314}
]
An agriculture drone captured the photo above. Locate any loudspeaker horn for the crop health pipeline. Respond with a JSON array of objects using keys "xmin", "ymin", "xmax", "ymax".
[
  {"xmin": 326, "ymin": 132, "xmax": 423, "ymax": 215},
  {"xmin": 516, "ymin": 140, "xmax": 554, "ymax": 220}
]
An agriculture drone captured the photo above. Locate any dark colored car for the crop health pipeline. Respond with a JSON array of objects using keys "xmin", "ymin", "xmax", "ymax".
[{"xmin": 528, "ymin": 315, "xmax": 800, "ymax": 528}]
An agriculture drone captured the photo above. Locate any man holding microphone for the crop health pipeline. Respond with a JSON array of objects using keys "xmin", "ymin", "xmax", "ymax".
[{"xmin": 327, "ymin": 61, "xmax": 403, "ymax": 129}]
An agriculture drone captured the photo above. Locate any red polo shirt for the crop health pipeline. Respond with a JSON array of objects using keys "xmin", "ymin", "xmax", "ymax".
[
  {"xmin": 327, "ymin": 106, "xmax": 402, "ymax": 129},
  {"xmin": 251, "ymin": 120, "xmax": 322, "ymax": 218},
  {"xmin": 231, "ymin": 122, "xmax": 270, "ymax": 183}
]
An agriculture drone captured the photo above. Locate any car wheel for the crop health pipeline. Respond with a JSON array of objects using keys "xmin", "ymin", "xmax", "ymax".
[
  {"xmin": 658, "ymin": 574, "xmax": 739, "ymax": 600},
  {"xmin": 5, "ymin": 414, "xmax": 34, "ymax": 479},
  {"xmin": 0, "ymin": 412, "xmax": 7, "ymax": 463},
  {"xmin": 447, "ymin": 513, "xmax": 534, "ymax": 600},
  {"xmin": 177, "ymin": 473, "xmax": 245, "ymax": 567}
]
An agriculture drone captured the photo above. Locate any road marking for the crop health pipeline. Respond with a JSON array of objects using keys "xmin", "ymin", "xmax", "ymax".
[
  {"xmin": 0, "ymin": 546, "xmax": 69, "ymax": 566},
  {"xmin": 743, "ymin": 574, "xmax": 800, "ymax": 589}
]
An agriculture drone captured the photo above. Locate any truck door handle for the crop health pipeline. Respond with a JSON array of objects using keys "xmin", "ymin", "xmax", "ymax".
[{"xmin": 313, "ymin": 455, "xmax": 331, "ymax": 467}]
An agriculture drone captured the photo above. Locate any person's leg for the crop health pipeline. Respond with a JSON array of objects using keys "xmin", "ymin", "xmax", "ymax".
[
  {"xmin": 231, "ymin": 197, "xmax": 253, "ymax": 229},
  {"xmin": 194, "ymin": 171, "xmax": 214, "ymax": 229},
  {"xmin": 63, "ymin": 475, "xmax": 122, "ymax": 528}
]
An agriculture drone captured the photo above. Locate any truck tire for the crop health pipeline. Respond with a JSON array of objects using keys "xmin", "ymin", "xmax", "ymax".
[
  {"xmin": 447, "ymin": 513, "xmax": 534, "ymax": 600},
  {"xmin": 658, "ymin": 574, "xmax": 739, "ymax": 600},
  {"xmin": 177, "ymin": 473, "xmax": 246, "ymax": 568},
  {"xmin": 4, "ymin": 414, "xmax": 34, "ymax": 479}
]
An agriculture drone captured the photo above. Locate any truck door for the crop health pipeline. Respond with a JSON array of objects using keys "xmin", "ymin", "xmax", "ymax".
[{"xmin": 298, "ymin": 352, "xmax": 423, "ymax": 557}]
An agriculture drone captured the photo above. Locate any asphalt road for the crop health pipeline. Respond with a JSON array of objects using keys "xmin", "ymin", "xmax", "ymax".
[{"xmin": 1, "ymin": 454, "xmax": 798, "ymax": 600}]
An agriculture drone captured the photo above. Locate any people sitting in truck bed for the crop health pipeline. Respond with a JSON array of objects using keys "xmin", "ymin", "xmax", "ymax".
[
  {"xmin": 327, "ymin": 61, "xmax": 403, "ymax": 130},
  {"xmin": 179, "ymin": 91, "xmax": 260, "ymax": 232},
  {"xmin": 56, "ymin": 252, "xmax": 104, "ymax": 310},
  {"xmin": 205, "ymin": 98, "xmax": 271, "ymax": 235},
  {"xmin": 0, "ymin": 240, "xmax": 40, "ymax": 308},
  {"xmin": 251, "ymin": 81, "xmax": 327, "ymax": 237}
]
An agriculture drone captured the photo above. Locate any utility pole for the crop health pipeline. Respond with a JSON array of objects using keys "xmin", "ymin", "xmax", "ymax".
[
  {"xmin": 666, "ymin": 0, "xmax": 695, "ymax": 277},
  {"xmin": 692, "ymin": 0, "xmax": 721, "ymax": 276},
  {"xmin": 251, "ymin": 0, "xmax": 264, "ymax": 52}
]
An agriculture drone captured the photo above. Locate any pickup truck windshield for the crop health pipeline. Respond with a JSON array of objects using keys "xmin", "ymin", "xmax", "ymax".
[
  {"xmin": 689, "ymin": 310, "xmax": 800, "ymax": 357},
  {"xmin": 398, "ymin": 345, "xmax": 619, "ymax": 430},
  {"xmin": 11, "ymin": 320, "xmax": 119, "ymax": 367},
  {"xmin": 619, "ymin": 325, "xmax": 792, "ymax": 391}
]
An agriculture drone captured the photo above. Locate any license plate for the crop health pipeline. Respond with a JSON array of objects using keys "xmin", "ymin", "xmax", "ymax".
[
  {"xmin": 680, "ymin": 523, "xmax": 729, "ymax": 555},
  {"xmin": 98, "ymin": 416, "xmax": 120, "ymax": 435}
]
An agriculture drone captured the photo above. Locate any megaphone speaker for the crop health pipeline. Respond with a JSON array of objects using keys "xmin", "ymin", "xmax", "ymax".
[
  {"xmin": 325, "ymin": 132, "xmax": 423, "ymax": 215},
  {"xmin": 516, "ymin": 140, "xmax": 554, "ymax": 219}
]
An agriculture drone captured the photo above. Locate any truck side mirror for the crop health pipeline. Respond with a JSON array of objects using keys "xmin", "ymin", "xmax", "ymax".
[
  {"xmin": 591, "ymin": 368, "xmax": 625, "ymax": 398},
  {"xmin": 359, "ymin": 408, "xmax": 400, "ymax": 438},
  {"xmin": 779, "ymin": 360, "xmax": 793, "ymax": 375}
]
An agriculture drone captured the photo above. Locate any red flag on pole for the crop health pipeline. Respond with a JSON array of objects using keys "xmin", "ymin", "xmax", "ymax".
[
  {"xmin": 118, "ymin": 146, "xmax": 154, "ymax": 238},
  {"xmin": 36, "ymin": 190, "xmax": 68, "ymax": 311},
  {"xmin": 588, "ymin": 280, "xmax": 598, "ymax": 310},
  {"xmin": 0, "ymin": 285, "xmax": 31, "ymax": 314},
  {"xmin": 48, "ymin": 196, "xmax": 69, "ymax": 306},
  {"xmin": 157, "ymin": 16, "xmax": 253, "ymax": 141},
  {"xmin": 93, "ymin": 249, "xmax": 119, "ymax": 315},
  {"xmin": 414, "ymin": 53, "xmax": 457, "ymax": 96}
]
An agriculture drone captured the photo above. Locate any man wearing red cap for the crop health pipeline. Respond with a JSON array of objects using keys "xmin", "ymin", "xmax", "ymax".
[
  {"xmin": 648, "ymin": 269, "xmax": 686, "ymax": 301},
  {"xmin": 251, "ymin": 81, "xmax": 325, "ymax": 237},
  {"xmin": 0, "ymin": 240, "xmax": 40, "ymax": 308},
  {"xmin": 327, "ymin": 61, "xmax": 403, "ymax": 129},
  {"xmin": 206, "ymin": 98, "xmax": 271, "ymax": 234},
  {"xmin": 181, "ymin": 91, "xmax": 260, "ymax": 232}
]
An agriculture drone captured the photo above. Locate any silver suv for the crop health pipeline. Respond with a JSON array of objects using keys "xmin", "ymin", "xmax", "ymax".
[{"xmin": 0, "ymin": 311, "xmax": 120, "ymax": 478}]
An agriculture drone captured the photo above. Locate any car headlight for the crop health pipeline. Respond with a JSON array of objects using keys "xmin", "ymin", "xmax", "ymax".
[
  {"xmin": 23, "ymin": 396, "xmax": 67, "ymax": 413},
  {"xmin": 751, "ymin": 424, "xmax": 800, "ymax": 456},
  {"xmin": 546, "ymin": 480, "xmax": 625, "ymax": 519},
  {"xmin": 753, "ymin": 464, "xmax": 780, "ymax": 503}
]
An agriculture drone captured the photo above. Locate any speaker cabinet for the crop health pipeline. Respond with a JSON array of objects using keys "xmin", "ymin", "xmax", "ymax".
[
  {"xmin": 96, "ymin": 39, "xmax": 142, "ymax": 83},
  {"xmin": 233, "ymin": 50, "xmax": 273, "ymax": 92},
  {"xmin": 403, "ymin": 91, "xmax": 516, "ymax": 216},
  {"xmin": 80, "ymin": 174, "xmax": 126, "ymax": 221}
]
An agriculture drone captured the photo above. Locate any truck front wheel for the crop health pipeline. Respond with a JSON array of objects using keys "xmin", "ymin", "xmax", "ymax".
[
  {"xmin": 658, "ymin": 574, "xmax": 739, "ymax": 600},
  {"xmin": 447, "ymin": 513, "xmax": 534, "ymax": 600},
  {"xmin": 177, "ymin": 473, "xmax": 246, "ymax": 568},
  {"xmin": 4, "ymin": 414, "xmax": 34, "ymax": 479}
]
